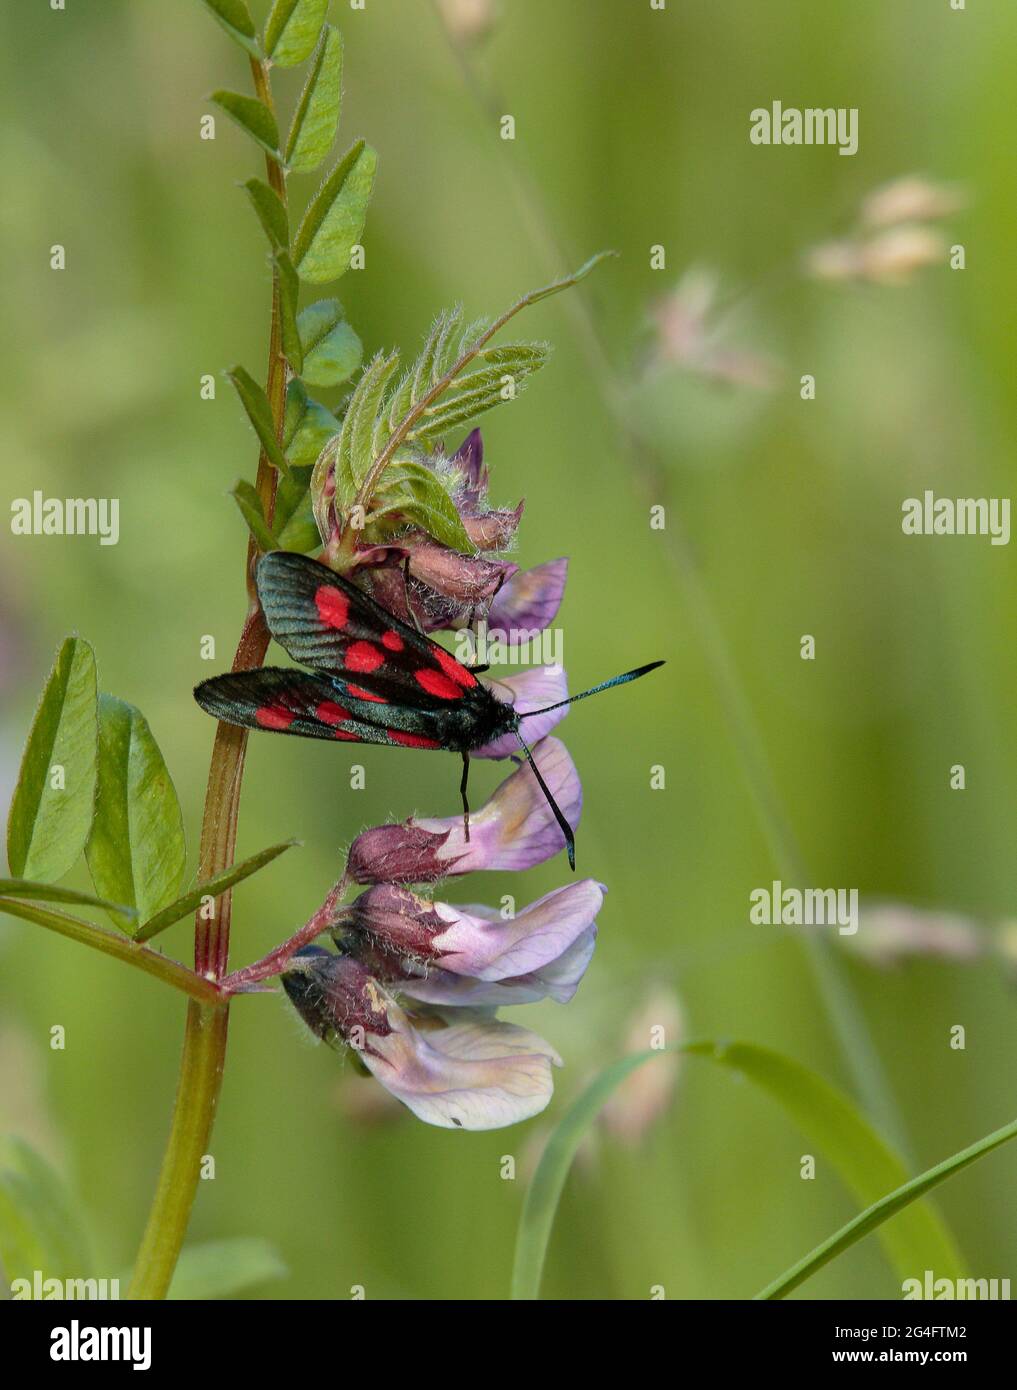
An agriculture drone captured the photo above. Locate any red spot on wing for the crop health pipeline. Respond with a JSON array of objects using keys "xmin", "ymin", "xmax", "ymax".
[
  {"xmin": 256, "ymin": 705, "xmax": 296, "ymax": 730},
  {"xmin": 332, "ymin": 728, "xmax": 360, "ymax": 741},
  {"xmin": 415, "ymin": 669, "xmax": 464, "ymax": 701},
  {"xmin": 345, "ymin": 641, "xmax": 384, "ymax": 673},
  {"xmin": 433, "ymin": 646, "xmax": 477, "ymax": 688},
  {"xmin": 388, "ymin": 729, "xmax": 441, "ymax": 749},
  {"xmin": 347, "ymin": 685, "xmax": 387, "ymax": 704},
  {"xmin": 315, "ymin": 585, "xmax": 350, "ymax": 630},
  {"xmin": 381, "ymin": 629, "xmax": 404, "ymax": 652},
  {"xmin": 316, "ymin": 701, "xmax": 352, "ymax": 725}
]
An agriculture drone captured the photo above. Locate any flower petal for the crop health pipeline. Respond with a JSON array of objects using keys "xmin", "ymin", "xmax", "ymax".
[
  {"xmin": 418, "ymin": 736, "xmax": 581, "ymax": 873},
  {"xmin": 486, "ymin": 559, "xmax": 568, "ymax": 640},
  {"xmin": 472, "ymin": 665, "xmax": 570, "ymax": 758},
  {"xmin": 430, "ymin": 879, "xmax": 604, "ymax": 979},
  {"xmin": 363, "ymin": 1012, "xmax": 561, "ymax": 1130},
  {"xmin": 346, "ymin": 737, "xmax": 581, "ymax": 882},
  {"xmin": 397, "ymin": 924, "xmax": 598, "ymax": 1006}
]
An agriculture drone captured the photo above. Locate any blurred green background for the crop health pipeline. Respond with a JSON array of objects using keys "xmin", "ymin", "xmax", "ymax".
[{"xmin": 2, "ymin": 0, "xmax": 1016, "ymax": 1300}]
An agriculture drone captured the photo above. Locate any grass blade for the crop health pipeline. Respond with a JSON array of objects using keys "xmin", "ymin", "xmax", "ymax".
[
  {"xmin": 756, "ymin": 1114, "xmax": 1017, "ymax": 1299},
  {"xmin": 512, "ymin": 1040, "xmax": 964, "ymax": 1300}
]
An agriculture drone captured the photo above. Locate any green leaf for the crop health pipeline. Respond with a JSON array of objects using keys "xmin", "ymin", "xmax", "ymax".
[
  {"xmin": 244, "ymin": 178, "xmax": 289, "ymax": 250},
  {"xmin": 0, "ymin": 1138, "xmax": 92, "ymax": 1284},
  {"xmin": 526, "ymin": 248, "xmax": 619, "ymax": 304},
  {"xmin": 333, "ymin": 350, "xmax": 400, "ymax": 493},
  {"xmin": 298, "ymin": 299, "xmax": 363, "ymax": 386},
  {"xmin": 167, "ymin": 1237, "xmax": 287, "ymax": 1299},
  {"xmin": 276, "ymin": 493, "xmax": 321, "ymax": 552},
  {"xmin": 406, "ymin": 342, "xmax": 549, "ymax": 444},
  {"xmin": 757, "ymin": 1112, "xmax": 1017, "ymax": 1299},
  {"xmin": 292, "ymin": 139, "xmax": 376, "ymax": 284},
  {"xmin": 282, "ymin": 379, "xmax": 340, "ymax": 468},
  {"xmin": 200, "ymin": 0, "xmax": 261, "ymax": 56},
  {"xmin": 264, "ymin": 0, "xmax": 328, "ymax": 67},
  {"xmin": 211, "ymin": 91, "xmax": 281, "ymax": 160},
  {"xmin": 230, "ymin": 480, "xmax": 279, "ymax": 554},
  {"xmin": 688, "ymin": 1042, "xmax": 964, "ymax": 1288},
  {"xmin": 285, "ymin": 25, "xmax": 343, "ymax": 173},
  {"xmin": 0, "ymin": 879, "xmax": 136, "ymax": 917},
  {"xmin": 369, "ymin": 460, "xmax": 474, "ymax": 552},
  {"xmin": 275, "ymin": 251, "xmax": 303, "ymax": 374},
  {"xmin": 85, "ymin": 695, "xmax": 186, "ymax": 932},
  {"xmin": 227, "ymin": 365, "xmax": 290, "ymax": 475},
  {"xmin": 7, "ymin": 637, "xmax": 98, "ymax": 883},
  {"xmin": 512, "ymin": 1041, "xmax": 964, "ymax": 1300},
  {"xmin": 0, "ymin": 898, "xmax": 218, "ymax": 1001},
  {"xmin": 274, "ymin": 462, "xmax": 313, "ymax": 535},
  {"xmin": 134, "ymin": 839, "xmax": 298, "ymax": 943}
]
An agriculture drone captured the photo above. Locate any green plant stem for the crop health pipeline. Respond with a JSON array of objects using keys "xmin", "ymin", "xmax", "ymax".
[
  {"xmin": 437, "ymin": 20, "xmax": 907, "ymax": 1159},
  {"xmin": 129, "ymin": 53, "xmax": 289, "ymax": 1299},
  {"xmin": 0, "ymin": 899, "xmax": 219, "ymax": 1003},
  {"xmin": 756, "ymin": 1113, "xmax": 1017, "ymax": 1299},
  {"xmin": 127, "ymin": 1002, "xmax": 229, "ymax": 1299}
]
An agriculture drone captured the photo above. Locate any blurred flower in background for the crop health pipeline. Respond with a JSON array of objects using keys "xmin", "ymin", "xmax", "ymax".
[
  {"xmin": 601, "ymin": 984, "xmax": 685, "ymax": 1146},
  {"xmin": 435, "ymin": 0, "xmax": 500, "ymax": 46},
  {"xmin": 806, "ymin": 175, "xmax": 966, "ymax": 286},
  {"xmin": 645, "ymin": 267, "xmax": 780, "ymax": 390},
  {"xmin": 840, "ymin": 902, "xmax": 985, "ymax": 968}
]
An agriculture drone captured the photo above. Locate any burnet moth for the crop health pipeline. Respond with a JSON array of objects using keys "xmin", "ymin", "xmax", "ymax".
[{"xmin": 194, "ymin": 552, "xmax": 663, "ymax": 869}]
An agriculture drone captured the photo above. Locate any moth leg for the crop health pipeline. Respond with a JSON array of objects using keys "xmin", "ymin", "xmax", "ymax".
[
  {"xmin": 460, "ymin": 752, "xmax": 471, "ymax": 842},
  {"xmin": 401, "ymin": 556, "xmax": 425, "ymax": 636}
]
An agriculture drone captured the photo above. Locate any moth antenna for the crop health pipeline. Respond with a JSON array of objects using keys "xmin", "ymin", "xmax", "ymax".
[
  {"xmin": 514, "ymin": 732, "xmax": 576, "ymax": 871},
  {"xmin": 518, "ymin": 660, "xmax": 664, "ymax": 719}
]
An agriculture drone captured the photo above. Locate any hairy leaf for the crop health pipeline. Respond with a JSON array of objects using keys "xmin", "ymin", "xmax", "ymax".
[
  {"xmin": 7, "ymin": 638, "xmax": 98, "ymax": 882},
  {"xmin": 228, "ymin": 365, "xmax": 290, "ymax": 475},
  {"xmin": 200, "ymin": 0, "xmax": 260, "ymax": 57},
  {"xmin": 298, "ymin": 299, "xmax": 363, "ymax": 386},
  {"xmin": 369, "ymin": 459, "xmax": 474, "ymax": 551},
  {"xmin": 292, "ymin": 140, "xmax": 376, "ymax": 284},
  {"xmin": 407, "ymin": 342, "xmax": 550, "ymax": 444},
  {"xmin": 264, "ymin": 0, "xmax": 328, "ymax": 67},
  {"xmin": 331, "ymin": 352, "xmax": 400, "ymax": 505},
  {"xmin": 211, "ymin": 91, "xmax": 281, "ymax": 160},
  {"xmin": 85, "ymin": 696, "xmax": 186, "ymax": 932},
  {"xmin": 134, "ymin": 840, "xmax": 298, "ymax": 943},
  {"xmin": 244, "ymin": 178, "xmax": 289, "ymax": 250},
  {"xmin": 285, "ymin": 25, "xmax": 343, "ymax": 173}
]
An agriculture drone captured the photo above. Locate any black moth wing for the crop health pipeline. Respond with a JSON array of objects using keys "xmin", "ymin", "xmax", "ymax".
[
  {"xmin": 193, "ymin": 667, "xmax": 470, "ymax": 750},
  {"xmin": 194, "ymin": 553, "xmax": 519, "ymax": 753},
  {"xmin": 257, "ymin": 552, "xmax": 464, "ymax": 702},
  {"xmin": 254, "ymin": 551, "xmax": 516, "ymax": 749}
]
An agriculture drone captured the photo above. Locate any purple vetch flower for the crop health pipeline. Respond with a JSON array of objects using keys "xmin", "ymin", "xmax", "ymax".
[
  {"xmin": 283, "ymin": 946, "xmax": 561, "ymax": 1129},
  {"xmin": 280, "ymin": 738, "xmax": 597, "ymax": 1129},
  {"xmin": 485, "ymin": 558, "xmax": 568, "ymax": 641},
  {"xmin": 342, "ymin": 877, "xmax": 603, "ymax": 1004},
  {"xmin": 346, "ymin": 736, "xmax": 581, "ymax": 884}
]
